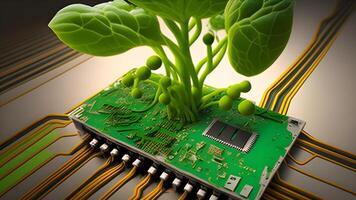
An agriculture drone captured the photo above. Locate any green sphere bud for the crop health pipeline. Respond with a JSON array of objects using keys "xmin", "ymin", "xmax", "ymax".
[
  {"xmin": 146, "ymin": 55, "xmax": 162, "ymax": 70},
  {"xmin": 121, "ymin": 74, "xmax": 134, "ymax": 87},
  {"xmin": 136, "ymin": 66, "xmax": 151, "ymax": 80},
  {"xmin": 209, "ymin": 14, "xmax": 225, "ymax": 31},
  {"xmin": 239, "ymin": 80, "xmax": 251, "ymax": 93},
  {"xmin": 131, "ymin": 88, "xmax": 142, "ymax": 99},
  {"xmin": 159, "ymin": 93, "xmax": 171, "ymax": 105},
  {"xmin": 159, "ymin": 77, "xmax": 171, "ymax": 88},
  {"xmin": 238, "ymin": 100, "xmax": 255, "ymax": 116},
  {"xmin": 219, "ymin": 95, "xmax": 233, "ymax": 111},
  {"xmin": 203, "ymin": 33, "xmax": 214, "ymax": 45},
  {"xmin": 226, "ymin": 86, "xmax": 241, "ymax": 100}
]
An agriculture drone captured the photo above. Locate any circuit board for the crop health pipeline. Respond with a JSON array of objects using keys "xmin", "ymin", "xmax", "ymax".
[{"xmin": 70, "ymin": 73, "xmax": 305, "ymax": 200}]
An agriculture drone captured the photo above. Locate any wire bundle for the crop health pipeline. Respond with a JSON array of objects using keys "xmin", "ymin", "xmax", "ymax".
[
  {"xmin": 66, "ymin": 156, "xmax": 114, "ymax": 199},
  {"xmin": 178, "ymin": 191, "xmax": 188, "ymax": 200},
  {"xmin": 129, "ymin": 174, "xmax": 152, "ymax": 200},
  {"xmin": 22, "ymin": 142, "xmax": 95, "ymax": 199},
  {"xmin": 70, "ymin": 162, "xmax": 125, "ymax": 200},
  {"xmin": 141, "ymin": 179, "xmax": 165, "ymax": 200},
  {"xmin": 100, "ymin": 166, "xmax": 137, "ymax": 200}
]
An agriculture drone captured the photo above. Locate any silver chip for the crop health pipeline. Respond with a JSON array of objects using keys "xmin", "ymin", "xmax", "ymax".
[
  {"xmin": 224, "ymin": 175, "xmax": 241, "ymax": 191},
  {"xmin": 240, "ymin": 185, "xmax": 253, "ymax": 198}
]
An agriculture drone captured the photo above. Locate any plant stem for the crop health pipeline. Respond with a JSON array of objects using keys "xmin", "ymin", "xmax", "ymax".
[
  {"xmin": 212, "ymin": 41, "xmax": 228, "ymax": 69},
  {"xmin": 188, "ymin": 18, "xmax": 196, "ymax": 31},
  {"xmin": 180, "ymin": 20, "xmax": 199, "ymax": 88},
  {"xmin": 132, "ymin": 88, "xmax": 161, "ymax": 113},
  {"xmin": 199, "ymin": 45, "xmax": 213, "ymax": 86},
  {"xmin": 189, "ymin": 18, "xmax": 202, "ymax": 46},
  {"xmin": 201, "ymin": 88, "xmax": 226, "ymax": 105},
  {"xmin": 143, "ymin": 79, "xmax": 159, "ymax": 87},
  {"xmin": 195, "ymin": 37, "xmax": 227, "ymax": 74},
  {"xmin": 199, "ymin": 101, "xmax": 219, "ymax": 110},
  {"xmin": 198, "ymin": 41, "xmax": 227, "ymax": 85},
  {"xmin": 179, "ymin": 20, "xmax": 200, "ymax": 116},
  {"xmin": 153, "ymin": 46, "xmax": 179, "ymax": 81},
  {"xmin": 163, "ymin": 18, "xmax": 183, "ymax": 46}
]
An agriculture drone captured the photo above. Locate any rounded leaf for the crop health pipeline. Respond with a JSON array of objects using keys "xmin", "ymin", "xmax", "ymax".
[
  {"xmin": 129, "ymin": 0, "xmax": 229, "ymax": 22},
  {"xmin": 48, "ymin": 0, "xmax": 162, "ymax": 56},
  {"xmin": 225, "ymin": 0, "xmax": 294, "ymax": 76}
]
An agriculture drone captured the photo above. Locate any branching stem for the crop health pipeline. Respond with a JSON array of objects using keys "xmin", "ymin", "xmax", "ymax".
[
  {"xmin": 199, "ymin": 45, "xmax": 213, "ymax": 87},
  {"xmin": 201, "ymin": 88, "xmax": 226, "ymax": 105},
  {"xmin": 198, "ymin": 41, "xmax": 227, "ymax": 85},
  {"xmin": 189, "ymin": 18, "xmax": 202, "ymax": 46},
  {"xmin": 188, "ymin": 18, "xmax": 197, "ymax": 31},
  {"xmin": 196, "ymin": 37, "xmax": 227, "ymax": 74},
  {"xmin": 153, "ymin": 46, "xmax": 179, "ymax": 80},
  {"xmin": 199, "ymin": 101, "xmax": 219, "ymax": 110},
  {"xmin": 163, "ymin": 18, "xmax": 183, "ymax": 46}
]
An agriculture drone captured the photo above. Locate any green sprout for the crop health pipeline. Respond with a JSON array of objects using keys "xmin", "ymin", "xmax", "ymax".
[{"xmin": 49, "ymin": 0, "xmax": 294, "ymax": 123}]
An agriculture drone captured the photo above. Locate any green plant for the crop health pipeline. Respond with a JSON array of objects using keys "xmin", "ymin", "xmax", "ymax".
[{"xmin": 49, "ymin": 0, "xmax": 294, "ymax": 123}]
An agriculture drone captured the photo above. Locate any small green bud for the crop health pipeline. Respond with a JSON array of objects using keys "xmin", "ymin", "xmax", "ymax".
[
  {"xmin": 226, "ymin": 86, "xmax": 241, "ymax": 100},
  {"xmin": 239, "ymin": 80, "xmax": 251, "ymax": 93},
  {"xmin": 159, "ymin": 77, "xmax": 171, "ymax": 88},
  {"xmin": 136, "ymin": 66, "xmax": 151, "ymax": 80},
  {"xmin": 203, "ymin": 33, "xmax": 214, "ymax": 45},
  {"xmin": 159, "ymin": 93, "xmax": 171, "ymax": 105},
  {"xmin": 219, "ymin": 95, "xmax": 233, "ymax": 111},
  {"xmin": 146, "ymin": 55, "xmax": 162, "ymax": 70},
  {"xmin": 209, "ymin": 14, "xmax": 225, "ymax": 31},
  {"xmin": 131, "ymin": 88, "xmax": 142, "ymax": 99},
  {"xmin": 238, "ymin": 100, "xmax": 255, "ymax": 116},
  {"xmin": 121, "ymin": 74, "xmax": 134, "ymax": 87}
]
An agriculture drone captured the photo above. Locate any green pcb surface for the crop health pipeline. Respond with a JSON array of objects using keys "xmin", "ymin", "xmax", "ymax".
[{"xmin": 71, "ymin": 74, "xmax": 302, "ymax": 200}]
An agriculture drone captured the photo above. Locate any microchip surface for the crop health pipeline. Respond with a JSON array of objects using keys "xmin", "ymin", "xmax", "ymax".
[{"xmin": 203, "ymin": 119, "xmax": 257, "ymax": 152}]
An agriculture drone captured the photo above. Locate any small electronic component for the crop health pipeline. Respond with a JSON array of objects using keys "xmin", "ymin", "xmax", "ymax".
[
  {"xmin": 89, "ymin": 138, "xmax": 99, "ymax": 147},
  {"xmin": 110, "ymin": 148, "xmax": 119, "ymax": 157},
  {"xmin": 99, "ymin": 143, "xmax": 109, "ymax": 152},
  {"xmin": 224, "ymin": 175, "xmax": 241, "ymax": 191},
  {"xmin": 203, "ymin": 119, "xmax": 257, "ymax": 152},
  {"xmin": 197, "ymin": 188, "xmax": 207, "ymax": 199},
  {"xmin": 172, "ymin": 178, "xmax": 182, "ymax": 190},
  {"xmin": 240, "ymin": 185, "xmax": 253, "ymax": 198},
  {"xmin": 209, "ymin": 195, "xmax": 219, "ymax": 200}
]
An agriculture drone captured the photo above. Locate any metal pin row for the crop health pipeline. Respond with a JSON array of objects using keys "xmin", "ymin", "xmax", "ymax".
[{"xmin": 89, "ymin": 138, "xmax": 221, "ymax": 200}]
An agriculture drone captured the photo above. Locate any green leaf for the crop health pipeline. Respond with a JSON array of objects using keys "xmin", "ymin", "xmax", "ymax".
[
  {"xmin": 129, "ymin": 0, "xmax": 229, "ymax": 22},
  {"xmin": 48, "ymin": 0, "xmax": 162, "ymax": 56},
  {"xmin": 225, "ymin": 0, "xmax": 294, "ymax": 76}
]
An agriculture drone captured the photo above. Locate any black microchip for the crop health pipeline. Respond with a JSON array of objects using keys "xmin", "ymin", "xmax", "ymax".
[
  {"xmin": 203, "ymin": 120, "xmax": 256, "ymax": 152},
  {"xmin": 204, "ymin": 120, "xmax": 225, "ymax": 137},
  {"xmin": 230, "ymin": 129, "xmax": 252, "ymax": 148}
]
